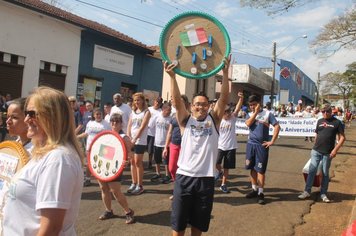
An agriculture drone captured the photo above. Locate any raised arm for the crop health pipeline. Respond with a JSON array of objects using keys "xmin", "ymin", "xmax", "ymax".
[
  {"xmin": 164, "ymin": 61, "xmax": 190, "ymax": 128},
  {"xmin": 212, "ymin": 55, "xmax": 231, "ymax": 125},
  {"xmin": 232, "ymin": 92, "xmax": 244, "ymax": 117}
]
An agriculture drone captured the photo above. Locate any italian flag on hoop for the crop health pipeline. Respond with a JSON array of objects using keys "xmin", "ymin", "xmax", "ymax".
[{"xmin": 180, "ymin": 27, "xmax": 208, "ymax": 47}]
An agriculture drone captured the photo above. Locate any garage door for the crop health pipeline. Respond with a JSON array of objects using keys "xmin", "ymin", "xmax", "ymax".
[{"xmin": 0, "ymin": 62, "xmax": 24, "ymax": 99}]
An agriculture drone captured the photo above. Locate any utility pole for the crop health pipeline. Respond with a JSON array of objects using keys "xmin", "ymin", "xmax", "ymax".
[
  {"xmin": 270, "ymin": 42, "xmax": 276, "ymax": 105},
  {"xmin": 316, "ymin": 72, "xmax": 321, "ymax": 107}
]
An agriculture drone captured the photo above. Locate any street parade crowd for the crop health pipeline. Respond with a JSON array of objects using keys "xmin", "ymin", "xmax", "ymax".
[{"xmin": 0, "ymin": 59, "xmax": 352, "ymax": 235}]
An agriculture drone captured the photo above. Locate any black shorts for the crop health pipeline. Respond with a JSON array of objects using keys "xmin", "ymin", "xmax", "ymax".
[
  {"xmin": 153, "ymin": 146, "xmax": 168, "ymax": 165},
  {"xmin": 216, "ymin": 149, "xmax": 236, "ymax": 169},
  {"xmin": 133, "ymin": 144, "xmax": 146, "ymax": 155},
  {"xmin": 147, "ymin": 135, "xmax": 155, "ymax": 154},
  {"xmin": 171, "ymin": 174, "xmax": 214, "ymax": 232}
]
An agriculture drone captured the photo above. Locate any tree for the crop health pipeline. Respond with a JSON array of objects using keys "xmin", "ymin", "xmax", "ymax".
[
  {"xmin": 343, "ymin": 62, "xmax": 356, "ymax": 107},
  {"xmin": 239, "ymin": 0, "xmax": 356, "ymax": 56},
  {"xmin": 320, "ymin": 71, "xmax": 353, "ymax": 109},
  {"xmin": 239, "ymin": 0, "xmax": 316, "ymax": 15},
  {"xmin": 311, "ymin": 8, "xmax": 356, "ymax": 57}
]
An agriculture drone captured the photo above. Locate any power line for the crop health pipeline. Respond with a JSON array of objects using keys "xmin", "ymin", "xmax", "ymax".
[
  {"xmin": 72, "ymin": 0, "xmax": 164, "ymax": 28},
  {"xmin": 66, "ymin": 0, "xmax": 274, "ymax": 60}
]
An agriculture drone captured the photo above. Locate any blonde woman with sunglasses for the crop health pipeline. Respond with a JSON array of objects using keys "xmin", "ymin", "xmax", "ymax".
[{"xmin": 3, "ymin": 87, "xmax": 84, "ymax": 235}]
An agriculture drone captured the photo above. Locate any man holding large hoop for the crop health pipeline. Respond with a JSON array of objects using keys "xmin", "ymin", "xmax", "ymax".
[{"xmin": 164, "ymin": 55, "xmax": 230, "ymax": 236}]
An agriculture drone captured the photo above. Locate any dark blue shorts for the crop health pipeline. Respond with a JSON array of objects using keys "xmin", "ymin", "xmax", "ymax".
[
  {"xmin": 133, "ymin": 144, "xmax": 146, "ymax": 155},
  {"xmin": 171, "ymin": 174, "xmax": 214, "ymax": 232},
  {"xmin": 217, "ymin": 149, "xmax": 236, "ymax": 169},
  {"xmin": 245, "ymin": 142, "xmax": 269, "ymax": 174},
  {"xmin": 154, "ymin": 146, "xmax": 168, "ymax": 165}
]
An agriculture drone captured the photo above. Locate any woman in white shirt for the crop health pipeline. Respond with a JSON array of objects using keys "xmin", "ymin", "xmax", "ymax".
[
  {"xmin": 3, "ymin": 86, "xmax": 84, "ymax": 235},
  {"xmin": 127, "ymin": 93, "xmax": 150, "ymax": 195}
]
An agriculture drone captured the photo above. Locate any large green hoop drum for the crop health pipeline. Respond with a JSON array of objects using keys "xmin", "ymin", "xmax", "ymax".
[{"xmin": 159, "ymin": 11, "xmax": 231, "ymax": 80}]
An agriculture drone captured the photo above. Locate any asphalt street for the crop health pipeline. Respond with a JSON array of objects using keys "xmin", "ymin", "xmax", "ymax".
[{"xmin": 76, "ymin": 122, "xmax": 356, "ymax": 236}]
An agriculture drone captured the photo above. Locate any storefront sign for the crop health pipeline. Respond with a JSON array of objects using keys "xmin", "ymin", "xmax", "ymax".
[{"xmin": 93, "ymin": 45, "xmax": 134, "ymax": 75}]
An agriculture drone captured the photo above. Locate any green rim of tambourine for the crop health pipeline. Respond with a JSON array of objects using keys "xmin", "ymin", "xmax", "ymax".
[{"xmin": 159, "ymin": 11, "xmax": 231, "ymax": 80}]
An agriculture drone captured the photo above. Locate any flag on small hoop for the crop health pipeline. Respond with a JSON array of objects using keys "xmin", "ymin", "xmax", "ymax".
[
  {"xmin": 99, "ymin": 144, "xmax": 115, "ymax": 160},
  {"xmin": 180, "ymin": 28, "xmax": 208, "ymax": 47}
]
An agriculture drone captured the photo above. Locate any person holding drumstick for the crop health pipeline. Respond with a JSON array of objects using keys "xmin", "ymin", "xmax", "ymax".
[
  {"xmin": 96, "ymin": 113, "xmax": 135, "ymax": 224},
  {"xmin": 3, "ymin": 86, "xmax": 84, "ymax": 235}
]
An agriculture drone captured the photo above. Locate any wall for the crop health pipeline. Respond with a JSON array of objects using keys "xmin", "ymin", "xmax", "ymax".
[
  {"xmin": 279, "ymin": 60, "xmax": 316, "ymax": 105},
  {"xmin": 0, "ymin": 1, "xmax": 81, "ymax": 96},
  {"xmin": 78, "ymin": 31, "xmax": 162, "ymax": 104}
]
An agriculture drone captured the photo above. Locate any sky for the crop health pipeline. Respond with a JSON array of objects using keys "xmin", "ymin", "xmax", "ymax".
[{"xmin": 52, "ymin": 0, "xmax": 356, "ymax": 83}]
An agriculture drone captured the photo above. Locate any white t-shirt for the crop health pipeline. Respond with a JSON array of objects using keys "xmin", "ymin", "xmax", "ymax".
[
  {"xmin": 147, "ymin": 106, "xmax": 161, "ymax": 136},
  {"xmin": 85, "ymin": 120, "xmax": 111, "ymax": 150},
  {"xmin": 3, "ymin": 145, "xmax": 83, "ymax": 236},
  {"xmin": 104, "ymin": 114, "xmax": 111, "ymax": 123},
  {"xmin": 154, "ymin": 114, "xmax": 172, "ymax": 147},
  {"xmin": 177, "ymin": 114, "xmax": 219, "ymax": 177},
  {"xmin": 110, "ymin": 103, "xmax": 132, "ymax": 133},
  {"xmin": 218, "ymin": 116, "xmax": 238, "ymax": 150},
  {"xmin": 130, "ymin": 110, "xmax": 149, "ymax": 145}
]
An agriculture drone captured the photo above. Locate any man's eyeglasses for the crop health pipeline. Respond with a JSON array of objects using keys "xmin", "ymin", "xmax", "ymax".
[
  {"xmin": 25, "ymin": 110, "xmax": 37, "ymax": 118},
  {"xmin": 193, "ymin": 102, "xmax": 209, "ymax": 107}
]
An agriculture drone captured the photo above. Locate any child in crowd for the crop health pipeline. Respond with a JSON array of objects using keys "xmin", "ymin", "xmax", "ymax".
[
  {"xmin": 151, "ymin": 103, "xmax": 172, "ymax": 184},
  {"xmin": 96, "ymin": 113, "xmax": 135, "ymax": 224},
  {"xmin": 215, "ymin": 92, "xmax": 244, "ymax": 193}
]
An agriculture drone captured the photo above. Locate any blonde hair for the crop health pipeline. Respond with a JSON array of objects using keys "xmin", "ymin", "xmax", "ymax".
[
  {"xmin": 131, "ymin": 92, "xmax": 147, "ymax": 111},
  {"xmin": 26, "ymin": 87, "xmax": 84, "ymax": 162}
]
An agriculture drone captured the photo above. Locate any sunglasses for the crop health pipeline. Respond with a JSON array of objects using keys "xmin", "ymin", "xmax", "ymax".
[
  {"xmin": 321, "ymin": 110, "xmax": 331, "ymax": 114},
  {"xmin": 69, "ymin": 100, "xmax": 76, "ymax": 103},
  {"xmin": 110, "ymin": 119, "xmax": 121, "ymax": 123},
  {"xmin": 25, "ymin": 110, "xmax": 37, "ymax": 118}
]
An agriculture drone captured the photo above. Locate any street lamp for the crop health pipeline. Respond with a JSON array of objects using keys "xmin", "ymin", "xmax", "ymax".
[
  {"xmin": 270, "ymin": 34, "xmax": 308, "ymax": 105},
  {"xmin": 276, "ymin": 35, "xmax": 308, "ymax": 57}
]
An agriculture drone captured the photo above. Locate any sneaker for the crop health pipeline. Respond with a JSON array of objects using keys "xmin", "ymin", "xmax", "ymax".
[
  {"xmin": 125, "ymin": 209, "xmax": 135, "ymax": 224},
  {"xmin": 169, "ymin": 195, "xmax": 174, "ymax": 200},
  {"xmin": 220, "ymin": 185, "xmax": 230, "ymax": 193},
  {"xmin": 127, "ymin": 183, "xmax": 136, "ymax": 194},
  {"xmin": 298, "ymin": 191, "xmax": 310, "ymax": 199},
  {"xmin": 214, "ymin": 170, "xmax": 223, "ymax": 182},
  {"xmin": 321, "ymin": 194, "xmax": 330, "ymax": 203},
  {"xmin": 83, "ymin": 177, "xmax": 91, "ymax": 187},
  {"xmin": 246, "ymin": 190, "xmax": 258, "ymax": 198},
  {"xmin": 131, "ymin": 185, "xmax": 144, "ymax": 195},
  {"xmin": 150, "ymin": 174, "xmax": 161, "ymax": 182},
  {"xmin": 98, "ymin": 210, "xmax": 114, "ymax": 220},
  {"xmin": 161, "ymin": 175, "xmax": 171, "ymax": 184},
  {"xmin": 258, "ymin": 193, "xmax": 265, "ymax": 205}
]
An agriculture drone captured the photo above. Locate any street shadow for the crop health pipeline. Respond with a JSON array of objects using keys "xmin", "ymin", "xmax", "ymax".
[
  {"xmin": 135, "ymin": 210, "xmax": 171, "ymax": 226},
  {"xmin": 214, "ymin": 187, "xmax": 304, "ymax": 206},
  {"xmin": 81, "ymin": 190, "xmax": 101, "ymax": 200},
  {"xmin": 323, "ymin": 191, "xmax": 356, "ymax": 203}
]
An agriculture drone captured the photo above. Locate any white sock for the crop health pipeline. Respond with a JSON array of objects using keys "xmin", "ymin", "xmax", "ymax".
[
  {"xmin": 252, "ymin": 185, "xmax": 258, "ymax": 191},
  {"xmin": 258, "ymin": 188, "xmax": 264, "ymax": 195}
]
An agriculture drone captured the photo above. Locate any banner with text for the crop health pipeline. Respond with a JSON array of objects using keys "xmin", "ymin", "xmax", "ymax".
[{"xmin": 235, "ymin": 117, "xmax": 317, "ymax": 137}]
